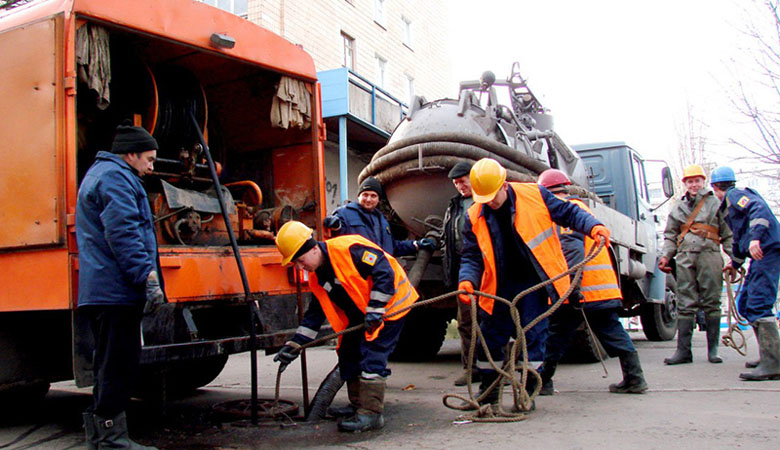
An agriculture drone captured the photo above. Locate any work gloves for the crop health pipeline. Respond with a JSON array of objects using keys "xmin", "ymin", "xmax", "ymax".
[
  {"xmin": 568, "ymin": 291, "xmax": 584, "ymax": 309},
  {"xmin": 364, "ymin": 312, "xmax": 384, "ymax": 336},
  {"xmin": 458, "ymin": 280, "xmax": 475, "ymax": 304},
  {"xmin": 143, "ymin": 270, "xmax": 166, "ymax": 315},
  {"xmin": 590, "ymin": 225, "xmax": 611, "ymax": 248},
  {"xmin": 416, "ymin": 237, "xmax": 437, "ymax": 252},
  {"xmin": 323, "ymin": 215, "xmax": 342, "ymax": 230},
  {"xmin": 274, "ymin": 341, "xmax": 302, "ymax": 372}
]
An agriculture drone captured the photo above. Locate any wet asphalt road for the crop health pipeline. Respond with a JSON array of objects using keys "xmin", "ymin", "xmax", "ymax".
[{"xmin": 2, "ymin": 330, "xmax": 779, "ymax": 449}]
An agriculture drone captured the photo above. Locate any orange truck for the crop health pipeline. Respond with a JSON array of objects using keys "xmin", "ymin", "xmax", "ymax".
[{"xmin": 0, "ymin": 0, "xmax": 326, "ymax": 398}]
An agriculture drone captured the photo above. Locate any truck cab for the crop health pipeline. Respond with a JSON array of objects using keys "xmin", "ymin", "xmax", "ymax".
[{"xmin": 574, "ymin": 142, "xmax": 677, "ymax": 340}]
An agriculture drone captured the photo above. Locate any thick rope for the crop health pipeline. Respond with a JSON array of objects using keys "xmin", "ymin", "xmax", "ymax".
[
  {"xmin": 272, "ymin": 238, "xmax": 606, "ymax": 423},
  {"xmin": 721, "ymin": 266, "xmax": 749, "ymax": 356}
]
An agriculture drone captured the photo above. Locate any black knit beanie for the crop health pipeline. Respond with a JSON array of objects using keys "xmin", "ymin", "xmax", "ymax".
[
  {"xmin": 358, "ymin": 177, "xmax": 384, "ymax": 198},
  {"xmin": 111, "ymin": 120, "xmax": 159, "ymax": 154}
]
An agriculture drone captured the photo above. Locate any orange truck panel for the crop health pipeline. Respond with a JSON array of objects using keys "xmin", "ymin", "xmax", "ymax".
[
  {"xmin": 0, "ymin": 249, "xmax": 70, "ymax": 311},
  {"xmin": 0, "ymin": 16, "xmax": 63, "ymax": 249}
]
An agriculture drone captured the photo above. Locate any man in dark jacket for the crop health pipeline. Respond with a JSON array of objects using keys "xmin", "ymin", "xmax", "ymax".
[
  {"xmin": 442, "ymin": 161, "xmax": 479, "ymax": 386},
  {"xmin": 76, "ymin": 121, "xmax": 163, "ymax": 449},
  {"xmin": 711, "ymin": 166, "xmax": 780, "ymax": 381},
  {"xmin": 323, "ymin": 177, "xmax": 435, "ymax": 256},
  {"xmin": 458, "ymin": 159, "xmax": 608, "ymax": 410}
]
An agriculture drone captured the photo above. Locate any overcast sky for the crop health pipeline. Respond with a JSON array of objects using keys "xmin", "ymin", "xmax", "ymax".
[{"xmin": 447, "ymin": 0, "xmax": 762, "ymax": 170}]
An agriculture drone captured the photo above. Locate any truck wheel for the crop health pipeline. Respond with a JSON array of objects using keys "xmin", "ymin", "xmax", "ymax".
[
  {"xmin": 560, "ymin": 325, "xmax": 607, "ymax": 364},
  {"xmin": 390, "ymin": 307, "xmax": 451, "ymax": 362},
  {"xmin": 640, "ymin": 275, "xmax": 678, "ymax": 341},
  {"xmin": 135, "ymin": 354, "xmax": 229, "ymax": 399}
]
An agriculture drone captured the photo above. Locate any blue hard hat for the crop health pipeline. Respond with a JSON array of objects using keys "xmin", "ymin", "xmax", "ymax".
[{"xmin": 710, "ymin": 166, "xmax": 736, "ymax": 184}]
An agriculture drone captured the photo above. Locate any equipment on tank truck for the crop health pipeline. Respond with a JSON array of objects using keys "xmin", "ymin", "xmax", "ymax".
[{"xmin": 359, "ymin": 63, "xmax": 677, "ymax": 361}]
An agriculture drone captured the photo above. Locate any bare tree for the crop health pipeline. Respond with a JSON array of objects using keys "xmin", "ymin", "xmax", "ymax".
[
  {"xmin": 673, "ymin": 102, "xmax": 714, "ymax": 184},
  {"xmin": 728, "ymin": 0, "xmax": 780, "ymax": 175}
]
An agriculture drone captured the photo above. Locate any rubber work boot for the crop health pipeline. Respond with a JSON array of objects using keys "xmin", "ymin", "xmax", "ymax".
[
  {"xmin": 453, "ymin": 369, "xmax": 481, "ymax": 387},
  {"xmin": 93, "ymin": 411, "xmax": 157, "ymax": 449},
  {"xmin": 337, "ymin": 378, "xmax": 385, "ymax": 432},
  {"xmin": 739, "ymin": 320, "xmax": 780, "ymax": 381},
  {"xmin": 83, "ymin": 412, "xmax": 98, "ymax": 450},
  {"xmin": 706, "ymin": 315, "xmax": 723, "ymax": 363},
  {"xmin": 609, "ymin": 352, "xmax": 648, "ymax": 394},
  {"xmin": 664, "ymin": 318, "xmax": 694, "ymax": 365},
  {"xmin": 460, "ymin": 371, "xmax": 500, "ymax": 410},
  {"xmin": 538, "ymin": 361, "xmax": 557, "ymax": 396},
  {"xmin": 327, "ymin": 378, "xmax": 360, "ymax": 418},
  {"xmin": 745, "ymin": 325, "xmax": 760, "ymax": 368}
]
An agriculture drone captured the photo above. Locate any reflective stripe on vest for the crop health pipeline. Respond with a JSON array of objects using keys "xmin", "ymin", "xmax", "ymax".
[
  {"xmin": 308, "ymin": 235, "xmax": 419, "ymax": 343},
  {"xmin": 467, "ymin": 183, "xmax": 570, "ymax": 315},
  {"xmin": 567, "ymin": 199, "xmax": 622, "ymax": 302}
]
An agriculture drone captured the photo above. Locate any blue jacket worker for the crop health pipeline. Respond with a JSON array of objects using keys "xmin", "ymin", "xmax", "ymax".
[
  {"xmin": 457, "ymin": 159, "xmax": 608, "ymax": 410},
  {"xmin": 323, "ymin": 176, "xmax": 435, "ymax": 256},
  {"xmin": 76, "ymin": 120, "xmax": 164, "ymax": 449},
  {"xmin": 711, "ymin": 166, "xmax": 780, "ymax": 381}
]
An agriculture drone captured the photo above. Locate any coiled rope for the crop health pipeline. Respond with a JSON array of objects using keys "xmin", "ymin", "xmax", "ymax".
[
  {"xmin": 272, "ymin": 238, "xmax": 606, "ymax": 423},
  {"xmin": 721, "ymin": 266, "xmax": 749, "ymax": 355}
]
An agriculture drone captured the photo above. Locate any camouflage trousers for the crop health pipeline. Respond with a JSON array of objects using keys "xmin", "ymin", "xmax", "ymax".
[{"xmin": 675, "ymin": 250, "xmax": 724, "ymax": 319}]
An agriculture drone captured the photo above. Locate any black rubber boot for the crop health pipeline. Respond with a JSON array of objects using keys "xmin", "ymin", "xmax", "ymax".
[
  {"xmin": 609, "ymin": 352, "xmax": 648, "ymax": 394},
  {"xmin": 461, "ymin": 371, "xmax": 500, "ymax": 410},
  {"xmin": 538, "ymin": 361, "xmax": 557, "ymax": 396},
  {"xmin": 453, "ymin": 369, "xmax": 481, "ymax": 387},
  {"xmin": 664, "ymin": 318, "xmax": 694, "ymax": 365},
  {"xmin": 706, "ymin": 316, "xmax": 723, "ymax": 363},
  {"xmin": 83, "ymin": 412, "xmax": 98, "ymax": 450},
  {"xmin": 93, "ymin": 411, "xmax": 157, "ymax": 449},
  {"xmin": 327, "ymin": 378, "xmax": 360, "ymax": 418},
  {"xmin": 740, "ymin": 320, "xmax": 780, "ymax": 381},
  {"xmin": 337, "ymin": 378, "xmax": 385, "ymax": 432}
]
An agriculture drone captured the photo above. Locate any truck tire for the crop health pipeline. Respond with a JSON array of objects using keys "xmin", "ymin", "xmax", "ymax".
[
  {"xmin": 640, "ymin": 275, "xmax": 678, "ymax": 341},
  {"xmin": 135, "ymin": 354, "xmax": 229, "ymax": 399},
  {"xmin": 560, "ymin": 325, "xmax": 608, "ymax": 364},
  {"xmin": 390, "ymin": 307, "xmax": 451, "ymax": 362}
]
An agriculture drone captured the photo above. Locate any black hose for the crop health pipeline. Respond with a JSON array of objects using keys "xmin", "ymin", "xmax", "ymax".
[
  {"xmin": 305, "ymin": 365, "xmax": 345, "ymax": 422},
  {"xmin": 359, "ymin": 131, "xmax": 550, "ymax": 184},
  {"xmin": 366, "ymin": 155, "xmax": 535, "ymax": 187}
]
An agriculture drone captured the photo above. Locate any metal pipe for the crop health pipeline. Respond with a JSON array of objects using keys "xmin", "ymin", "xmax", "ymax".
[
  {"xmin": 189, "ymin": 112, "xmax": 260, "ymax": 425},
  {"xmin": 295, "ymin": 269, "xmax": 310, "ymax": 415}
]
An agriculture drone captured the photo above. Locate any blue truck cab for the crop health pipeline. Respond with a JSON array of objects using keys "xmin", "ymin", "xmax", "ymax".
[{"xmin": 573, "ymin": 142, "xmax": 677, "ymax": 340}]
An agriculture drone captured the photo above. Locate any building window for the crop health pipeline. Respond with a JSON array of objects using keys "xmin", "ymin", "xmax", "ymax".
[
  {"xmin": 374, "ymin": 0, "xmax": 386, "ymax": 26},
  {"xmin": 404, "ymin": 74, "xmax": 414, "ymax": 103},
  {"xmin": 199, "ymin": 0, "xmax": 248, "ymax": 18},
  {"xmin": 342, "ymin": 32, "xmax": 355, "ymax": 71},
  {"xmin": 375, "ymin": 55, "xmax": 387, "ymax": 89},
  {"xmin": 402, "ymin": 16, "xmax": 412, "ymax": 48}
]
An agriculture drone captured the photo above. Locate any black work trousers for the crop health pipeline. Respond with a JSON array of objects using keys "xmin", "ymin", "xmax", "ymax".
[{"xmin": 81, "ymin": 305, "xmax": 143, "ymax": 418}]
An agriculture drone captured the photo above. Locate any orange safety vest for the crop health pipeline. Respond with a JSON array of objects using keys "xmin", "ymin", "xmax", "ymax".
[
  {"xmin": 308, "ymin": 235, "xmax": 418, "ymax": 342},
  {"xmin": 467, "ymin": 183, "xmax": 570, "ymax": 315},
  {"xmin": 562, "ymin": 199, "xmax": 622, "ymax": 303}
]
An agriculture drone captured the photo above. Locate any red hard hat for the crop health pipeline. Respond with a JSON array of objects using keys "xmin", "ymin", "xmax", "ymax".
[{"xmin": 538, "ymin": 169, "xmax": 572, "ymax": 189}]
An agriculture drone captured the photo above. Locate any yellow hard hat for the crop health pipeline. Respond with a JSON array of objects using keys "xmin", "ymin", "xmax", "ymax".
[
  {"xmin": 682, "ymin": 164, "xmax": 706, "ymax": 181},
  {"xmin": 275, "ymin": 221, "xmax": 313, "ymax": 266},
  {"xmin": 470, "ymin": 158, "xmax": 507, "ymax": 203}
]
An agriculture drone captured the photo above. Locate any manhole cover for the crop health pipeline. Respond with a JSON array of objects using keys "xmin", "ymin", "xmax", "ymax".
[{"xmin": 213, "ymin": 398, "xmax": 299, "ymax": 421}]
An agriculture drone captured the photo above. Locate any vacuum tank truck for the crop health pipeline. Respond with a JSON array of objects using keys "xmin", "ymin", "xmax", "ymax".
[{"xmin": 359, "ymin": 63, "xmax": 678, "ymax": 360}]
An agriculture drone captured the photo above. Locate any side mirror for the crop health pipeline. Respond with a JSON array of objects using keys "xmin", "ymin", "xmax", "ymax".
[{"xmin": 661, "ymin": 166, "xmax": 674, "ymax": 198}]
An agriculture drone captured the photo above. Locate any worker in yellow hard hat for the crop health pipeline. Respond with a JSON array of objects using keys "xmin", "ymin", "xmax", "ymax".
[
  {"xmin": 457, "ymin": 158, "xmax": 610, "ymax": 410},
  {"xmin": 274, "ymin": 221, "xmax": 418, "ymax": 433},
  {"xmin": 659, "ymin": 164, "xmax": 734, "ymax": 365}
]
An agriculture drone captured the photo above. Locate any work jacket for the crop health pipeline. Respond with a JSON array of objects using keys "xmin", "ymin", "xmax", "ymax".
[
  {"xmin": 76, "ymin": 151, "xmax": 159, "ymax": 307},
  {"xmin": 661, "ymin": 189, "xmax": 733, "ymax": 259},
  {"xmin": 327, "ymin": 202, "xmax": 416, "ymax": 256},
  {"xmin": 722, "ymin": 187, "xmax": 780, "ymax": 262},
  {"xmin": 307, "ymin": 236, "xmax": 419, "ymax": 342},
  {"xmin": 556, "ymin": 198, "xmax": 622, "ymax": 304},
  {"xmin": 442, "ymin": 193, "xmax": 474, "ymax": 289},
  {"xmin": 459, "ymin": 183, "xmax": 602, "ymax": 314}
]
